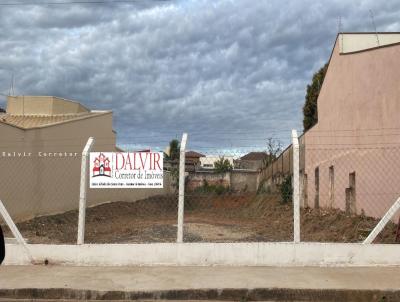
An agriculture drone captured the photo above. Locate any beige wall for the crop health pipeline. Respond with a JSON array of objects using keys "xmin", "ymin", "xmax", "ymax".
[
  {"xmin": 230, "ymin": 170, "xmax": 259, "ymax": 192},
  {"xmin": 303, "ymin": 38, "xmax": 400, "ymax": 219},
  {"xmin": 259, "ymin": 146, "xmax": 293, "ymax": 191},
  {"xmin": 7, "ymin": 96, "xmax": 89, "ymax": 115},
  {"xmin": 340, "ymin": 33, "xmax": 400, "ymax": 54},
  {"xmin": 186, "ymin": 171, "xmax": 230, "ymax": 191},
  {"xmin": 236, "ymin": 159, "xmax": 263, "ymax": 171},
  {"xmin": 0, "ymin": 114, "xmax": 174, "ymax": 222},
  {"xmin": 186, "ymin": 170, "xmax": 259, "ymax": 192}
]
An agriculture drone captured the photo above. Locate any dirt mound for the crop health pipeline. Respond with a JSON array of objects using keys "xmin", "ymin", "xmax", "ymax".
[{"xmin": 301, "ymin": 207, "xmax": 398, "ymax": 243}]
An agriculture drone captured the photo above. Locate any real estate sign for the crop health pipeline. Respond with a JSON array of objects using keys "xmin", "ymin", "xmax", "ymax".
[{"xmin": 89, "ymin": 152, "xmax": 163, "ymax": 188}]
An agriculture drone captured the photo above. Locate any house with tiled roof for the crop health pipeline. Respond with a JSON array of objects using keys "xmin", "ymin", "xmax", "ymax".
[
  {"xmin": 236, "ymin": 151, "xmax": 270, "ymax": 171},
  {"xmin": 0, "ymin": 95, "xmax": 174, "ymax": 221},
  {"xmin": 0, "ymin": 96, "xmax": 118, "ymax": 148},
  {"xmin": 0, "ymin": 96, "xmax": 120, "ymax": 220},
  {"xmin": 184, "ymin": 150, "xmax": 205, "ymax": 171},
  {"xmin": 185, "ymin": 151, "xmax": 205, "ymax": 159}
]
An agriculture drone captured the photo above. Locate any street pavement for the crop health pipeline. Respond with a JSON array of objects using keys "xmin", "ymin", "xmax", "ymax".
[{"xmin": 0, "ymin": 265, "xmax": 399, "ymax": 301}]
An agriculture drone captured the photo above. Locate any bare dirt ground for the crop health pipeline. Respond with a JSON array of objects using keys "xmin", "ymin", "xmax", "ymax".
[{"xmin": 2, "ymin": 193, "xmax": 398, "ymax": 244}]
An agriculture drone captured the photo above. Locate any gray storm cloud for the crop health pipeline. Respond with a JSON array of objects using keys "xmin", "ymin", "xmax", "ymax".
[{"xmin": 0, "ymin": 0, "xmax": 399, "ymax": 151}]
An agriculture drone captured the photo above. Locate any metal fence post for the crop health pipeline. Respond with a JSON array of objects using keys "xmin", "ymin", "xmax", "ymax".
[
  {"xmin": 77, "ymin": 137, "xmax": 94, "ymax": 245},
  {"xmin": 292, "ymin": 129, "xmax": 300, "ymax": 243},
  {"xmin": 177, "ymin": 133, "xmax": 188, "ymax": 243},
  {"xmin": 363, "ymin": 197, "xmax": 400, "ymax": 244}
]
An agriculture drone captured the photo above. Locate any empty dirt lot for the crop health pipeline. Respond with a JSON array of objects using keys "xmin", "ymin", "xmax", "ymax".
[{"xmin": 2, "ymin": 193, "xmax": 398, "ymax": 244}]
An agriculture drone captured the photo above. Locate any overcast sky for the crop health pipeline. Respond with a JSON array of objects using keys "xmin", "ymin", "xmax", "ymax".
[{"xmin": 0, "ymin": 0, "xmax": 399, "ymax": 153}]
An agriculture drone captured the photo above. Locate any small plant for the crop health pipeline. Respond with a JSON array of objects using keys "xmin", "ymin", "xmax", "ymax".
[
  {"xmin": 279, "ymin": 175, "xmax": 292, "ymax": 203},
  {"xmin": 214, "ymin": 184, "xmax": 228, "ymax": 195}
]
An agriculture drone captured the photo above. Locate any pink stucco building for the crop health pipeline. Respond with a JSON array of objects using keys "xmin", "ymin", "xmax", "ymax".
[{"xmin": 300, "ymin": 33, "xmax": 400, "ymax": 219}]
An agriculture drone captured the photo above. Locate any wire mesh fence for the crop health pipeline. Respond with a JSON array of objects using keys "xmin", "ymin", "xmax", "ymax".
[
  {"xmin": 182, "ymin": 146, "xmax": 293, "ymax": 242},
  {"xmin": 1, "ymin": 130, "xmax": 400, "ymax": 246},
  {"xmin": 0, "ymin": 153, "xmax": 81, "ymax": 244},
  {"xmin": 82, "ymin": 191, "xmax": 178, "ymax": 244},
  {"xmin": 299, "ymin": 144, "xmax": 400, "ymax": 243},
  {"xmin": 0, "ymin": 140, "xmax": 178, "ymax": 244}
]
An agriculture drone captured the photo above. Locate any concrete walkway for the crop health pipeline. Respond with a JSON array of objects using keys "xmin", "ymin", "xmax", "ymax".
[{"xmin": 0, "ymin": 266, "xmax": 399, "ymax": 301}]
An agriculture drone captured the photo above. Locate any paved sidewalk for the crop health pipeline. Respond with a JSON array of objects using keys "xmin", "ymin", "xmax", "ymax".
[{"xmin": 0, "ymin": 265, "xmax": 399, "ymax": 301}]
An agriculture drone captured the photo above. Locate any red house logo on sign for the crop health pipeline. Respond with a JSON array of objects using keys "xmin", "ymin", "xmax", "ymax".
[{"xmin": 92, "ymin": 153, "xmax": 111, "ymax": 177}]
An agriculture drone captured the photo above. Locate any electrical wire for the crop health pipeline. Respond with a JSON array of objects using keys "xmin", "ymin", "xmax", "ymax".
[{"xmin": 0, "ymin": 0, "xmax": 168, "ymax": 6}]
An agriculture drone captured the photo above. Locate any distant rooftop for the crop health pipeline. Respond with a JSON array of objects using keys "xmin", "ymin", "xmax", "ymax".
[
  {"xmin": 0, "ymin": 96, "xmax": 110, "ymax": 130},
  {"xmin": 240, "ymin": 152, "xmax": 269, "ymax": 161},
  {"xmin": 186, "ymin": 151, "xmax": 205, "ymax": 158},
  {"xmin": 339, "ymin": 32, "xmax": 400, "ymax": 54}
]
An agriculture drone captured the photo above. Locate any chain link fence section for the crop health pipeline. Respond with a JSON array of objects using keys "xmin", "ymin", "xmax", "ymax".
[
  {"xmin": 181, "ymin": 139, "xmax": 293, "ymax": 243},
  {"xmin": 80, "ymin": 137, "xmax": 179, "ymax": 244},
  {"xmin": 0, "ymin": 153, "xmax": 82, "ymax": 244},
  {"xmin": 2, "ymin": 130, "xmax": 399, "ymax": 245},
  {"xmin": 83, "ymin": 159, "xmax": 177, "ymax": 244},
  {"xmin": 0, "ymin": 137, "xmax": 179, "ymax": 245},
  {"xmin": 299, "ymin": 142, "xmax": 400, "ymax": 244}
]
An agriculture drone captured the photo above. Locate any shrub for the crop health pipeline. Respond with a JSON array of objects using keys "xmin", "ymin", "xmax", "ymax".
[{"xmin": 214, "ymin": 184, "xmax": 229, "ymax": 195}]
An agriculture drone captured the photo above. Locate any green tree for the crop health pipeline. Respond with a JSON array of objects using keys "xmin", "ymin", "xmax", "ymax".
[
  {"xmin": 165, "ymin": 139, "xmax": 180, "ymax": 191},
  {"xmin": 302, "ymin": 63, "xmax": 328, "ymax": 131},
  {"xmin": 0, "ymin": 107, "xmax": 5, "ymax": 113},
  {"xmin": 166, "ymin": 139, "xmax": 180, "ymax": 161},
  {"xmin": 214, "ymin": 157, "xmax": 233, "ymax": 173}
]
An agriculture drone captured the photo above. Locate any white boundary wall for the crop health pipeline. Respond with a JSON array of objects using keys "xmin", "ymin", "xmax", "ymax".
[{"xmin": 4, "ymin": 242, "xmax": 400, "ymax": 267}]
